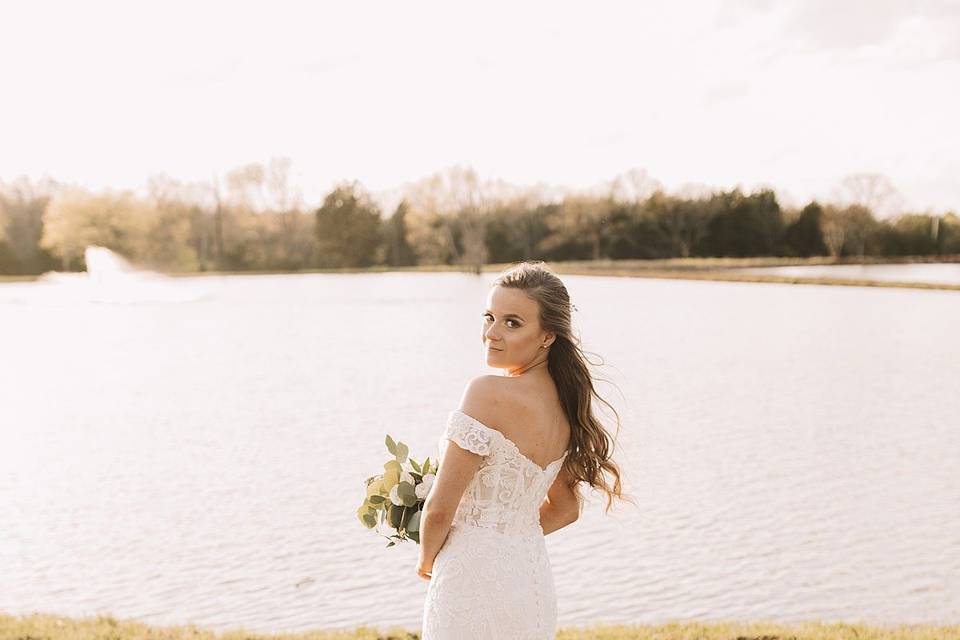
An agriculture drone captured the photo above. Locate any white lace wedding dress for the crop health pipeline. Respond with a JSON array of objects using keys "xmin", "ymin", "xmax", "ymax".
[{"xmin": 421, "ymin": 409, "xmax": 568, "ymax": 639}]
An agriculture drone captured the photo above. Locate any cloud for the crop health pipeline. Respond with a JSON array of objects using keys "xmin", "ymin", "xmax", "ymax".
[
  {"xmin": 721, "ymin": 0, "xmax": 960, "ymax": 60},
  {"xmin": 786, "ymin": 0, "xmax": 923, "ymax": 50}
]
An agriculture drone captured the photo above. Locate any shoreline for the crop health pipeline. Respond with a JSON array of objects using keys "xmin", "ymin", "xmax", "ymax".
[
  {"xmin": 2, "ymin": 255, "xmax": 959, "ymax": 291},
  {"xmin": 2, "ymin": 612, "xmax": 959, "ymax": 640}
]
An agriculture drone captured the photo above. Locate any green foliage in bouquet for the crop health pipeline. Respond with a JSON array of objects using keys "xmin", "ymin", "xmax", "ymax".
[{"xmin": 357, "ymin": 434, "xmax": 437, "ymax": 547}]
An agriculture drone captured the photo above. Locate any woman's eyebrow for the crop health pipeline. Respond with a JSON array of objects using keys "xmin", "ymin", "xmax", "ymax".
[{"xmin": 486, "ymin": 310, "xmax": 525, "ymax": 320}]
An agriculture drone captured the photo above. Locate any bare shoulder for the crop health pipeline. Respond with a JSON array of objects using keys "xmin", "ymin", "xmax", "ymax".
[{"xmin": 457, "ymin": 375, "xmax": 522, "ymax": 432}]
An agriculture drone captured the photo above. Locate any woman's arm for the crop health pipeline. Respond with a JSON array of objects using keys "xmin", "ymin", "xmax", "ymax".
[
  {"xmin": 417, "ymin": 508, "xmax": 453, "ymax": 578},
  {"xmin": 539, "ymin": 464, "xmax": 581, "ymax": 535},
  {"xmin": 417, "ymin": 434, "xmax": 484, "ymax": 579},
  {"xmin": 418, "ymin": 375, "xmax": 504, "ymax": 578},
  {"xmin": 539, "ymin": 499, "xmax": 577, "ymax": 535}
]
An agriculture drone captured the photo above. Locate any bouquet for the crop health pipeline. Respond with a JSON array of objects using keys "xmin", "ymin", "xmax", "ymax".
[{"xmin": 357, "ymin": 434, "xmax": 436, "ymax": 547}]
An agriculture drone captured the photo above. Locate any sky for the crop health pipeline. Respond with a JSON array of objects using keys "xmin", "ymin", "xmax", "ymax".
[{"xmin": 2, "ymin": 0, "xmax": 959, "ymax": 214}]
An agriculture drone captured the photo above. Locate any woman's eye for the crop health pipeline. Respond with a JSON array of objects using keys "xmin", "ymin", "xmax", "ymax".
[{"xmin": 483, "ymin": 314, "xmax": 518, "ymax": 328}]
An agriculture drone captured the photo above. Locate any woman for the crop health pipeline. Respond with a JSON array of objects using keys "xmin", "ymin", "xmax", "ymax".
[{"xmin": 419, "ymin": 260, "xmax": 628, "ymax": 639}]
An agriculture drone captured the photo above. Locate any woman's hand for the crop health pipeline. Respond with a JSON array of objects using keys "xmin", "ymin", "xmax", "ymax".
[{"xmin": 416, "ymin": 558, "xmax": 433, "ymax": 581}]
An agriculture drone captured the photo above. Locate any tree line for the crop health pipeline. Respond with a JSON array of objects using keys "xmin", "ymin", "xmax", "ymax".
[{"xmin": 1, "ymin": 162, "xmax": 957, "ymax": 276}]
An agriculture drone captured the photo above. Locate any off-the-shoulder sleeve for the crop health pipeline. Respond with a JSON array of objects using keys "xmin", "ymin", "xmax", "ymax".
[{"xmin": 444, "ymin": 410, "xmax": 493, "ymax": 456}]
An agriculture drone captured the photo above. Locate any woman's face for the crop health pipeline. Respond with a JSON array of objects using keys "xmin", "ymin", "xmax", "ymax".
[{"xmin": 482, "ymin": 285, "xmax": 553, "ymax": 369}]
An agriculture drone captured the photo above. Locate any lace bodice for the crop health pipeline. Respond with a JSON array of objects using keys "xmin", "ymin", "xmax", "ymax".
[{"xmin": 438, "ymin": 409, "xmax": 568, "ymax": 535}]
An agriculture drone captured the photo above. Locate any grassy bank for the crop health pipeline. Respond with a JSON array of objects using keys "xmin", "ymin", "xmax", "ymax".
[
  {"xmin": 545, "ymin": 258, "xmax": 960, "ymax": 291},
  {"xmin": 2, "ymin": 613, "xmax": 959, "ymax": 640},
  {"xmin": 2, "ymin": 255, "xmax": 959, "ymax": 291}
]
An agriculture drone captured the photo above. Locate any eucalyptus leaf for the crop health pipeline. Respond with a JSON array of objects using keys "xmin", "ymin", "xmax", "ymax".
[
  {"xmin": 382, "ymin": 468, "xmax": 399, "ymax": 491},
  {"xmin": 389, "ymin": 504, "xmax": 403, "ymax": 528},
  {"xmin": 368, "ymin": 494, "xmax": 385, "ymax": 504},
  {"xmin": 397, "ymin": 481, "xmax": 417, "ymax": 507},
  {"xmin": 361, "ymin": 513, "xmax": 376, "ymax": 528},
  {"xmin": 407, "ymin": 509, "xmax": 422, "ymax": 533},
  {"xmin": 366, "ymin": 478, "xmax": 384, "ymax": 497},
  {"xmin": 408, "ymin": 531, "xmax": 420, "ymax": 544},
  {"xmin": 385, "ymin": 434, "xmax": 397, "ymax": 455},
  {"xmin": 396, "ymin": 442, "xmax": 409, "ymax": 463},
  {"xmin": 383, "ymin": 459, "xmax": 401, "ymax": 473},
  {"xmin": 410, "ymin": 458, "xmax": 422, "ymax": 473}
]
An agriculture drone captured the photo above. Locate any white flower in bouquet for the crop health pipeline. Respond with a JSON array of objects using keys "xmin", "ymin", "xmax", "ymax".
[{"xmin": 416, "ymin": 473, "xmax": 436, "ymax": 499}]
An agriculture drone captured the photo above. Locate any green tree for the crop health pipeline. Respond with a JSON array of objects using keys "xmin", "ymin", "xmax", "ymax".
[
  {"xmin": 783, "ymin": 202, "xmax": 828, "ymax": 257},
  {"xmin": 383, "ymin": 200, "xmax": 416, "ymax": 266},
  {"xmin": 869, "ymin": 213, "xmax": 941, "ymax": 256},
  {"xmin": 314, "ymin": 182, "xmax": 382, "ymax": 268},
  {"xmin": 644, "ymin": 192, "xmax": 712, "ymax": 258},
  {"xmin": 940, "ymin": 213, "xmax": 960, "ymax": 253},
  {"xmin": 702, "ymin": 189, "xmax": 783, "ymax": 257}
]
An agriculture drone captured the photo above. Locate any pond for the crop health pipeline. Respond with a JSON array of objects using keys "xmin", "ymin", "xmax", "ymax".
[{"xmin": 1, "ymin": 270, "xmax": 957, "ymax": 633}]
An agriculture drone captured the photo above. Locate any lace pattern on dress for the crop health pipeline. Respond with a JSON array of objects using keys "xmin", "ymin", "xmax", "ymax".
[
  {"xmin": 438, "ymin": 409, "xmax": 567, "ymax": 535},
  {"xmin": 444, "ymin": 412, "xmax": 493, "ymax": 456}
]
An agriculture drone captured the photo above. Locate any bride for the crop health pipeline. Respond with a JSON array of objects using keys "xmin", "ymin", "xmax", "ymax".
[{"xmin": 418, "ymin": 260, "xmax": 628, "ymax": 639}]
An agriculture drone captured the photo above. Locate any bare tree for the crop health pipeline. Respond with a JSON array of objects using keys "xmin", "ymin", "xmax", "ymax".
[
  {"xmin": 820, "ymin": 203, "xmax": 875, "ymax": 258},
  {"xmin": 674, "ymin": 182, "xmax": 716, "ymax": 201},
  {"xmin": 820, "ymin": 204, "xmax": 846, "ymax": 257},
  {"xmin": 0, "ymin": 176, "xmax": 60, "ymax": 273},
  {"xmin": 840, "ymin": 204, "xmax": 875, "ymax": 257},
  {"xmin": 403, "ymin": 166, "xmax": 495, "ymax": 273},
  {"xmin": 147, "ymin": 174, "xmax": 216, "ymax": 271},
  {"xmin": 225, "ymin": 162, "xmax": 268, "ymax": 212},
  {"xmin": 264, "ymin": 157, "xmax": 311, "ymax": 269},
  {"xmin": 607, "ymin": 168, "xmax": 663, "ymax": 204},
  {"xmin": 211, "ymin": 173, "xmax": 225, "ymax": 268},
  {"xmin": 834, "ymin": 172, "xmax": 903, "ymax": 220}
]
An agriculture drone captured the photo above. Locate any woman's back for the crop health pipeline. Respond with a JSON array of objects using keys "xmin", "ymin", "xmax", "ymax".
[
  {"xmin": 421, "ymin": 404, "xmax": 568, "ymax": 638},
  {"xmin": 471, "ymin": 374, "xmax": 571, "ymax": 471}
]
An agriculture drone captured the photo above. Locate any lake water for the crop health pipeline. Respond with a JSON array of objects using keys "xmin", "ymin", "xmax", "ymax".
[
  {"xmin": 727, "ymin": 262, "xmax": 960, "ymax": 285},
  {"xmin": 1, "ymin": 270, "xmax": 958, "ymax": 634}
]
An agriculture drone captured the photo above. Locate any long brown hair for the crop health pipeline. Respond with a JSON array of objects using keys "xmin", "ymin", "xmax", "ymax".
[{"xmin": 492, "ymin": 260, "xmax": 633, "ymax": 514}]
